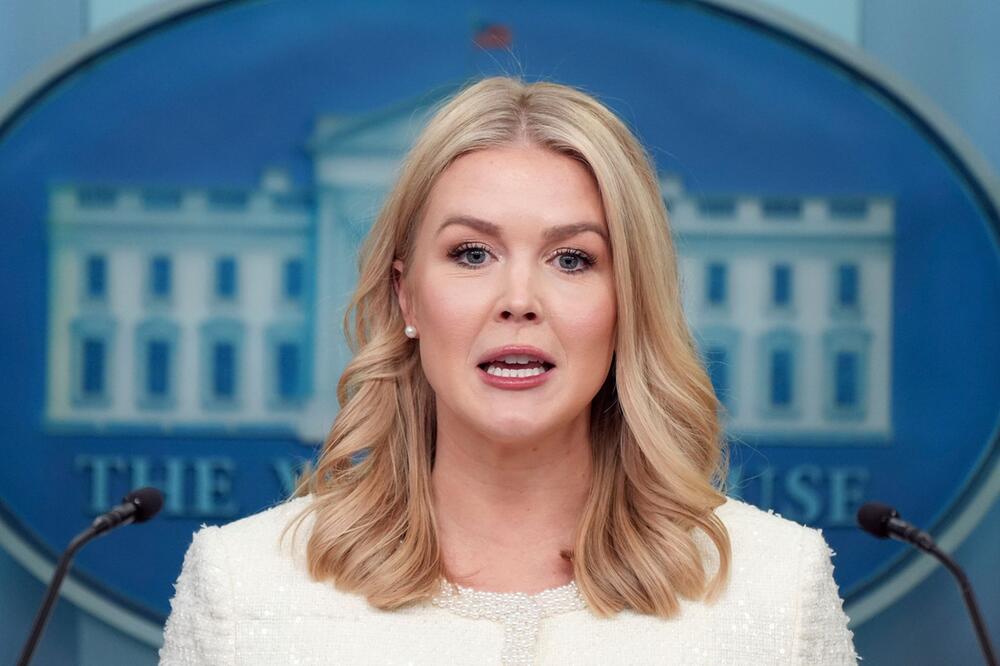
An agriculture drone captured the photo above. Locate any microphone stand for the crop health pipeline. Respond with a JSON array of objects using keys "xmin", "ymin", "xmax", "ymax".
[
  {"xmin": 16, "ymin": 487, "xmax": 161, "ymax": 666},
  {"xmin": 918, "ymin": 540, "xmax": 997, "ymax": 666},
  {"xmin": 859, "ymin": 502, "xmax": 997, "ymax": 666},
  {"xmin": 17, "ymin": 524, "xmax": 104, "ymax": 666}
]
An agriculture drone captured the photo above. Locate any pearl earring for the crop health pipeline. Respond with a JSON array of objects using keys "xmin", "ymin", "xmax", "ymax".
[{"xmin": 404, "ymin": 325, "xmax": 417, "ymax": 339}]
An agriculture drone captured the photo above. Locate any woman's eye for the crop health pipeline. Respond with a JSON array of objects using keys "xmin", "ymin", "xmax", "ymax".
[
  {"xmin": 447, "ymin": 243, "xmax": 596, "ymax": 274},
  {"xmin": 464, "ymin": 248, "xmax": 489, "ymax": 265},
  {"xmin": 557, "ymin": 252, "xmax": 586, "ymax": 272},
  {"xmin": 448, "ymin": 243, "xmax": 492, "ymax": 268},
  {"xmin": 552, "ymin": 249, "xmax": 597, "ymax": 274}
]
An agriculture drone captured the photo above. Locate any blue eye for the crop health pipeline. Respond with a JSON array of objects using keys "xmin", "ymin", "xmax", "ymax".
[
  {"xmin": 555, "ymin": 250, "xmax": 595, "ymax": 273},
  {"xmin": 447, "ymin": 243, "xmax": 596, "ymax": 274},
  {"xmin": 462, "ymin": 246, "xmax": 489, "ymax": 265},
  {"xmin": 447, "ymin": 243, "xmax": 492, "ymax": 270}
]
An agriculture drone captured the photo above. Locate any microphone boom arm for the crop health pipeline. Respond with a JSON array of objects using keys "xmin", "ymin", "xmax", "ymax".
[
  {"xmin": 859, "ymin": 501, "xmax": 997, "ymax": 666},
  {"xmin": 919, "ymin": 540, "xmax": 997, "ymax": 666},
  {"xmin": 16, "ymin": 487, "xmax": 164, "ymax": 666},
  {"xmin": 16, "ymin": 524, "xmax": 103, "ymax": 666}
]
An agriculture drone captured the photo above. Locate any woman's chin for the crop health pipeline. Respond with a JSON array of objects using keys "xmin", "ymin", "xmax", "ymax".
[{"xmin": 471, "ymin": 414, "xmax": 549, "ymax": 445}]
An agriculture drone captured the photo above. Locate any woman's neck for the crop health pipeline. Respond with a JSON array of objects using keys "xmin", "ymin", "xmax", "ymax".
[{"xmin": 430, "ymin": 414, "xmax": 593, "ymax": 594}]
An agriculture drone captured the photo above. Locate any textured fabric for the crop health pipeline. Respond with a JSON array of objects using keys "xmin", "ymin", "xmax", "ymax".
[{"xmin": 159, "ymin": 495, "xmax": 858, "ymax": 665}]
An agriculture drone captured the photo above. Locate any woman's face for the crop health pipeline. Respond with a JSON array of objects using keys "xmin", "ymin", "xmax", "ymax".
[{"xmin": 394, "ymin": 143, "xmax": 617, "ymax": 446}]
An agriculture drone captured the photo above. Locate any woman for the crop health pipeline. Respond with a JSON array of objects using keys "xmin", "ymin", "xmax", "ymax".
[{"xmin": 160, "ymin": 76, "xmax": 857, "ymax": 665}]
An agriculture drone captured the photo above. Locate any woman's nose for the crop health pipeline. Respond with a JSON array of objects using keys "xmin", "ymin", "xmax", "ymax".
[
  {"xmin": 501, "ymin": 308, "xmax": 537, "ymax": 322},
  {"xmin": 497, "ymin": 263, "xmax": 541, "ymax": 322}
]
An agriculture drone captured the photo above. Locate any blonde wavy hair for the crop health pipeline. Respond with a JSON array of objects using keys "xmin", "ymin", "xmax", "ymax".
[{"xmin": 287, "ymin": 75, "xmax": 731, "ymax": 617}]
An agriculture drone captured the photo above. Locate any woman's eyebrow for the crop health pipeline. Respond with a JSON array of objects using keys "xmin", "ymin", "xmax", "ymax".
[{"xmin": 435, "ymin": 215, "xmax": 609, "ymax": 244}]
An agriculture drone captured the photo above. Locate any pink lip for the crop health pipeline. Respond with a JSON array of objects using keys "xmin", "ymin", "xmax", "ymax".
[
  {"xmin": 477, "ymin": 364, "xmax": 555, "ymax": 390},
  {"xmin": 475, "ymin": 345, "xmax": 556, "ymax": 367}
]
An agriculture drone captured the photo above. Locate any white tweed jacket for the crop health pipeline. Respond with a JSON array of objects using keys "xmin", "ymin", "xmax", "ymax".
[{"xmin": 159, "ymin": 495, "xmax": 857, "ymax": 665}]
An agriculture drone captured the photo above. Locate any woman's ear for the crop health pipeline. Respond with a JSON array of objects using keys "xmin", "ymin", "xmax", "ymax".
[{"xmin": 392, "ymin": 259, "xmax": 410, "ymax": 320}]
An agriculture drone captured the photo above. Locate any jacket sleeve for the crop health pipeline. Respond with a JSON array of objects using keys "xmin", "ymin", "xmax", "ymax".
[
  {"xmin": 159, "ymin": 526, "xmax": 236, "ymax": 665},
  {"xmin": 792, "ymin": 528, "xmax": 859, "ymax": 665}
]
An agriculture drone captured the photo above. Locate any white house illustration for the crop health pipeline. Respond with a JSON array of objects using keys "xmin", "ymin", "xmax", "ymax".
[
  {"xmin": 43, "ymin": 90, "xmax": 894, "ymax": 444},
  {"xmin": 665, "ymin": 178, "xmax": 894, "ymax": 442}
]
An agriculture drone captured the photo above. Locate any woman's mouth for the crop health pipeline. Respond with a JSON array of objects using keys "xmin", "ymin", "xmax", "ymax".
[
  {"xmin": 476, "ymin": 360, "xmax": 556, "ymax": 389},
  {"xmin": 478, "ymin": 360, "xmax": 554, "ymax": 378}
]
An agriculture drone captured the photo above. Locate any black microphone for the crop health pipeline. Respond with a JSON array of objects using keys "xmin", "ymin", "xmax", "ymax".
[
  {"xmin": 17, "ymin": 487, "xmax": 165, "ymax": 666},
  {"xmin": 857, "ymin": 501, "xmax": 997, "ymax": 666},
  {"xmin": 91, "ymin": 486, "xmax": 164, "ymax": 534},
  {"xmin": 857, "ymin": 501, "xmax": 935, "ymax": 549}
]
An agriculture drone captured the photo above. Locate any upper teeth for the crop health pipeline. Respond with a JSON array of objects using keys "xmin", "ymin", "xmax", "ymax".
[{"xmin": 495, "ymin": 354, "xmax": 542, "ymax": 364}]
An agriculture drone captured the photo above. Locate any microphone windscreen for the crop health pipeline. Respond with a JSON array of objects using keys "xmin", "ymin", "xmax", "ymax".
[
  {"xmin": 857, "ymin": 501, "xmax": 897, "ymax": 538},
  {"xmin": 124, "ymin": 487, "xmax": 165, "ymax": 523}
]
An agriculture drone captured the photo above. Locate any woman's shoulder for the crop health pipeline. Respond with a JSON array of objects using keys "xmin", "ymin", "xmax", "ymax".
[
  {"xmin": 183, "ymin": 494, "xmax": 312, "ymax": 568},
  {"xmin": 173, "ymin": 494, "xmax": 376, "ymax": 616},
  {"xmin": 572, "ymin": 498, "xmax": 856, "ymax": 664},
  {"xmin": 187, "ymin": 493, "xmax": 320, "ymax": 574},
  {"xmin": 714, "ymin": 495, "xmax": 826, "ymax": 545},
  {"xmin": 201, "ymin": 493, "xmax": 315, "ymax": 542},
  {"xmin": 162, "ymin": 498, "xmax": 385, "ymax": 661},
  {"xmin": 179, "ymin": 494, "xmax": 312, "ymax": 580},
  {"xmin": 707, "ymin": 496, "xmax": 839, "ymax": 591},
  {"xmin": 709, "ymin": 497, "xmax": 857, "ymax": 662}
]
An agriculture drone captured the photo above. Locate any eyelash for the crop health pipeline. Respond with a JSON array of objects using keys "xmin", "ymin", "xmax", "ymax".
[{"xmin": 447, "ymin": 242, "xmax": 597, "ymax": 274}]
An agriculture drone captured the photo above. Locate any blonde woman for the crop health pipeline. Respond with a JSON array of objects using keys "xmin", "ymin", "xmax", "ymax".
[{"xmin": 159, "ymin": 76, "xmax": 857, "ymax": 665}]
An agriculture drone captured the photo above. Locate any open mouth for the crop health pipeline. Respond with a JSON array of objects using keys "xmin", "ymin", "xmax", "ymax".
[{"xmin": 477, "ymin": 360, "xmax": 556, "ymax": 378}]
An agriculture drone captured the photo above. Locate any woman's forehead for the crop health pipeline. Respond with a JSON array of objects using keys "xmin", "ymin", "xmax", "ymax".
[
  {"xmin": 435, "ymin": 145, "xmax": 599, "ymax": 194},
  {"xmin": 423, "ymin": 147, "xmax": 607, "ymax": 235}
]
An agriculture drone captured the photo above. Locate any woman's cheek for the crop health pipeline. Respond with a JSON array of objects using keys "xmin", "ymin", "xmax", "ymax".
[
  {"xmin": 422, "ymin": 281, "xmax": 488, "ymax": 330},
  {"xmin": 559, "ymin": 289, "xmax": 616, "ymax": 336}
]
